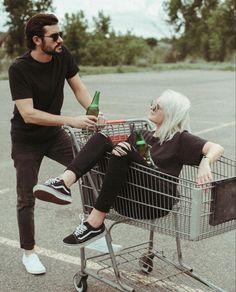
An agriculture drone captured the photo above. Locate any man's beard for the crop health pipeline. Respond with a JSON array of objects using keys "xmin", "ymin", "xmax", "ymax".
[{"xmin": 41, "ymin": 43, "xmax": 62, "ymax": 56}]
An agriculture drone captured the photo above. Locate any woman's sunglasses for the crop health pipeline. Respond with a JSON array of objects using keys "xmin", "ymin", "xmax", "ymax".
[
  {"xmin": 150, "ymin": 100, "xmax": 162, "ymax": 112},
  {"xmin": 43, "ymin": 31, "xmax": 63, "ymax": 42}
]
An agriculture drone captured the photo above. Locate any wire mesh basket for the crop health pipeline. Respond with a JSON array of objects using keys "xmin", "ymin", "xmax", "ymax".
[
  {"xmin": 68, "ymin": 120, "xmax": 236, "ymax": 241},
  {"xmin": 65, "ymin": 119, "xmax": 235, "ymax": 292}
]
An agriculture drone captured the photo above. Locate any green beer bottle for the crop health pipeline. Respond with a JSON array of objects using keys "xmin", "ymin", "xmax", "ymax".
[
  {"xmin": 135, "ymin": 130, "xmax": 148, "ymax": 159},
  {"xmin": 86, "ymin": 91, "xmax": 100, "ymax": 117}
]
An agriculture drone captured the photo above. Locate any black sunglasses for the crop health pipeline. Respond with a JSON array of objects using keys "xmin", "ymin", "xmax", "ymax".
[
  {"xmin": 43, "ymin": 31, "xmax": 63, "ymax": 42},
  {"xmin": 150, "ymin": 100, "xmax": 162, "ymax": 112}
]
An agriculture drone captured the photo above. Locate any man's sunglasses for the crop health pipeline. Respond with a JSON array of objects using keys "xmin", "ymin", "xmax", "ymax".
[{"xmin": 43, "ymin": 31, "xmax": 63, "ymax": 42}]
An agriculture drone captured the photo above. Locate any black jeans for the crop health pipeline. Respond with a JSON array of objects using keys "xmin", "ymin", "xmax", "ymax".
[
  {"xmin": 11, "ymin": 129, "xmax": 74, "ymax": 250},
  {"xmin": 67, "ymin": 132, "xmax": 177, "ymax": 219},
  {"xmin": 67, "ymin": 133, "xmax": 149, "ymax": 212}
]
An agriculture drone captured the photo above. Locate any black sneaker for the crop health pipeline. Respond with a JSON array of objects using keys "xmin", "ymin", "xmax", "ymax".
[
  {"xmin": 33, "ymin": 177, "xmax": 72, "ymax": 205},
  {"xmin": 63, "ymin": 217, "xmax": 106, "ymax": 246}
]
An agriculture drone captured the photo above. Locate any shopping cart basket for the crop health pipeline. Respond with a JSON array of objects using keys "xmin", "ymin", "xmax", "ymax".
[{"xmin": 65, "ymin": 119, "xmax": 236, "ymax": 292}]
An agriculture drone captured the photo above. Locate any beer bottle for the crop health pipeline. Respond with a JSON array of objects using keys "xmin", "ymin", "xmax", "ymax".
[
  {"xmin": 86, "ymin": 91, "xmax": 100, "ymax": 117},
  {"xmin": 135, "ymin": 130, "xmax": 148, "ymax": 159}
]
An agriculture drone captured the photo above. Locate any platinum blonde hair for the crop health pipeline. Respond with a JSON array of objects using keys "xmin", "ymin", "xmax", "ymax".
[{"xmin": 158, "ymin": 89, "xmax": 191, "ymax": 144}]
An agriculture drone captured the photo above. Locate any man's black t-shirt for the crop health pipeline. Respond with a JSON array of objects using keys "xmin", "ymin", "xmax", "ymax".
[{"xmin": 8, "ymin": 46, "xmax": 79, "ymax": 143}]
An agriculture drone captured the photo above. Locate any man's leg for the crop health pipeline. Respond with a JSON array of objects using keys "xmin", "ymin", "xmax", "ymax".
[
  {"xmin": 45, "ymin": 129, "xmax": 75, "ymax": 167},
  {"xmin": 12, "ymin": 142, "xmax": 46, "ymax": 274}
]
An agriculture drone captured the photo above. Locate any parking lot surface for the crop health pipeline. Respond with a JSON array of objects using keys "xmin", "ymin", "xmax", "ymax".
[{"xmin": 0, "ymin": 70, "xmax": 235, "ymax": 291}]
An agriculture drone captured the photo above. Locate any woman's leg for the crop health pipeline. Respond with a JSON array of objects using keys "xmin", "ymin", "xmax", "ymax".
[
  {"xmin": 94, "ymin": 142, "xmax": 147, "ymax": 213},
  {"xmin": 66, "ymin": 132, "xmax": 113, "ymax": 181},
  {"xmin": 63, "ymin": 142, "xmax": 147, "ymax": 246},
  {"xmin": 33, "ymin": 133, "xmax": 113, "ymax": 204}
]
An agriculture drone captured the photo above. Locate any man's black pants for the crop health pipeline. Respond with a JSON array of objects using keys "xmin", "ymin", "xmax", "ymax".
[{"xmin": 11, "ymin": 130, "xmax": 74, "ymax": 250}]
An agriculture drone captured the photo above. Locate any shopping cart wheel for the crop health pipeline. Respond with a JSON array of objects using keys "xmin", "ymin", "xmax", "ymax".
[
  {"xmin": 73, "ymin": 273, "xmax": 88, "ymax": 292},
  {"xmin": 139, "ymin": 252, "xmax": 154, "ymax": 274}
]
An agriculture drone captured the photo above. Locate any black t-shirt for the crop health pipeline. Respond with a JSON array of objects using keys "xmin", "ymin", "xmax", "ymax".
[
  {"xmin": 8, "ymin": 46, "xmax": 79, "ymax": 143},
  {"xmin": 142, "ymin": 130, "xmax": 207, "ymax": 177},
  {"xmin": 114, "ymin": 130, "xmax": 207, "ymax": 219}
]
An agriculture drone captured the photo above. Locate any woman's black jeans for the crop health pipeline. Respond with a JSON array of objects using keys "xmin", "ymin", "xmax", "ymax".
[
  {"xmin": 66, "ymin": 132, "xmax": 177, "ymax": 219},
  {"xmin": 66, "ymin": 132, "xmax": 148, "ymax": 213}
]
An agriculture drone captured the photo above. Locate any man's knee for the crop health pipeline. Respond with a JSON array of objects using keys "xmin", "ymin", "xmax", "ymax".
[
  {"xmin": 17, "ymin": 195, "xmax": 35, "ymax": 211},
  {"xmin": 16, "ymin": 183, "xmax": 36, "ymax": 209}
]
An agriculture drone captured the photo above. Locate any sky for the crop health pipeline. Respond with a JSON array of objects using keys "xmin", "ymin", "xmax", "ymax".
[{"xmin": 0, "ymin": 0, "xmax": 173, "ymax": 39}]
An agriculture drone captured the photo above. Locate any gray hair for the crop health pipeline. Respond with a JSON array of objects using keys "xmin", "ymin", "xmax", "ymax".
[{"xmin": 158, "ymin": 89, "xmax": 191, "ymax": 144}]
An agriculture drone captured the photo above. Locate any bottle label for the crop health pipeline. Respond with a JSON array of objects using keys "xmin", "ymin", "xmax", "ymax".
[
  {"xmin": 86, "ymin": 107, "xmax": 99, "ymax": 116},
  {"xmin": 137, "ymin": 144, "xmax": 148, "ymax": 158}
]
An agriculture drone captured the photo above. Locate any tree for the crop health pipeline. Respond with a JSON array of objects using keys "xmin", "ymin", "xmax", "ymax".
[
  {"xmin": 207, "ymin": 0, "xmax": 235, "ymax": 61},
  {"xmin": 3, "ymin": 0, "xmax": 53, "ymax": 56},
  {"xmin": 93, "ymin": 11, "xmax": 111, "ymax": 36},
  {"xmin": 63, "ymin": 12, "xmax": 89, "ymax": 64},
  {"xmin": 164, "ymin": 0, "xmax": 235, "ymax": 61},
  {"xmin": 146, "ymin": 37, "xmax": 158, "ymax": 49}
]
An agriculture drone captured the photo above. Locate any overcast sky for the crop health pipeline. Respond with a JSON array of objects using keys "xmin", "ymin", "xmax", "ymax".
[{"xmin": 0, "ymin": 0, "xmax": 173, "ymax": 39}]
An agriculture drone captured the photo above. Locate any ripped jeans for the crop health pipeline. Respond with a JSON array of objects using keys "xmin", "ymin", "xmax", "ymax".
[
  {"xmin": 67, "ymin": 132, "xmax": 177, "ymax": 219},
  {"xmin": 66, "ymin": 132, "xmax": 148, "ymax": 213}
]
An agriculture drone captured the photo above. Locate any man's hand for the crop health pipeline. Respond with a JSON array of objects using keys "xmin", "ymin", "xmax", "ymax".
[
  {"xmin": 69, "ymin": 115, "xmax": 98, "ymax": 129},
  {"xmin": 97, "ymin": 113, "xmax": 107, "ymax": 126}
]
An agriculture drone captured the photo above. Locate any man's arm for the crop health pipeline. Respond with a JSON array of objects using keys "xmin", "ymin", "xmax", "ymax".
[
  {"xmin": 67, "ymin": 74, "xmax": 92, "ymax": 110},
  {"xmin": 15, "ymin": 98, "xmax": 97, "ymax": 128}
]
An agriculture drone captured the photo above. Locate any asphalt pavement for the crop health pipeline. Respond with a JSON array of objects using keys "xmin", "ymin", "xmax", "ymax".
[{"xmin": 0, "ymin": 70, "xmax": 235, "ymax": 292}]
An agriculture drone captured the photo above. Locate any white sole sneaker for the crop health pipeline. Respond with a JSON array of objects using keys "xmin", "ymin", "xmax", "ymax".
[
  {"xmin": 22, "ymin": 253, "xmax": 46, "ymax": 275},
  {"xmin": 33, "ymin": 184, "xmax": 72, "ymax": 205},
  {"xmin": 63, "ymin": 230, "xmax": 107, "ymax": 248}
]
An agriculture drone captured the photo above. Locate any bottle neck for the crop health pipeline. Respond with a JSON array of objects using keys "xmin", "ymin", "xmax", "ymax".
[
  {"xmin": 136, "ymin": 130, "xmax": 146, "ymax": 145},
  {"xmin": 91, "ymin": 91, "xmax": 100, "ymax": 107}
]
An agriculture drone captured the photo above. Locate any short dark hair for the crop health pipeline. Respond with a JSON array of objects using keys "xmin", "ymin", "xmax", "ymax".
[{"xmin": 25, "ymin": 13, "xmax": 58, "ymax": 49}]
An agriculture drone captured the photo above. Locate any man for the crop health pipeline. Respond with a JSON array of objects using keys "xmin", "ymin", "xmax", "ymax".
[{"xmin": 8, "ymin": 13, "xmax": 99, "ymax": 275}]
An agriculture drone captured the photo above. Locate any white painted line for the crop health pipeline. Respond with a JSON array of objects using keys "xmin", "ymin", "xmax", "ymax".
[
  {"xmin": 195, "ymin": 121, "xmax": 235, "ymax": 135},
  {"xmin": 0, "ymin": 188, "xmax": 10, "ymax": 194},
  {"xmin": 0, "ymin": 236, "xmax": 209, "ymax": 291},
  {"xmin": 0, "ymin": 236, "xmax": 101, "ymax": 270}
]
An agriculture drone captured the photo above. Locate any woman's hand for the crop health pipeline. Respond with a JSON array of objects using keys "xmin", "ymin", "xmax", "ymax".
[
  {"xmin": 197, "ymin": 142, "xmax": 224, "ymax": 186},
  {"xmin": 197, "ymin": 157, "xmax": 213, "ymax": 186}
]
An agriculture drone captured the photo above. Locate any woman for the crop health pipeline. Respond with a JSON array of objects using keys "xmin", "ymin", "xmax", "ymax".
[{"xmin": 33, "ymin": 89, "xmax": 224, "ymax": 246}]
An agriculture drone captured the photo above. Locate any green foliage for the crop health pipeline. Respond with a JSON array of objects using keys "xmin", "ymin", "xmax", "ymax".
[
  {"xmin": 164, "ymin": 0, "xmax": 235, "ymax": 61},
  {"xmin": 63, "ymin": 11, "xmax": 151, "ymax": 66},
  {"xmin": 3, "ymin": 0, "xmax": 53, "ymax": 56},
  {"xmin": 146, "ymin": 37, "xmax": 158, "ymax": 48},
  {"xmin": 63, "ymin": 11, "xmax": 88, "ymax": 64},
  {"xmin": 93, "ymin": 11, "xmax": 111, "ymax": 35}
]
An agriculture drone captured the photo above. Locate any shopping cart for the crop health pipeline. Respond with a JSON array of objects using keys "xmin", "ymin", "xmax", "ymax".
[{"xmin": 65, "ymin": 119, "xmax": 236, "ymax": 292}]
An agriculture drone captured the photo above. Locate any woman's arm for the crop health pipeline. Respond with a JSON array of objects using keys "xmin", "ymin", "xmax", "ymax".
[{"xmin": 197, "ymin": 141, "xmax": 224, "ymax": 185}]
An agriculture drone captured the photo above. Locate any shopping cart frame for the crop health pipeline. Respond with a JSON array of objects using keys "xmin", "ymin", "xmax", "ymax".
[{"xmin": 64, "ymin": 119, "xmax": 235, "ymax": 292}]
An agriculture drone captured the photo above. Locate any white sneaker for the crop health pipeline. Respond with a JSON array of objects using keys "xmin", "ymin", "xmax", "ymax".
[{"xmin": 22, "ymin": 253, "xmax": 46, "ymax": 274}]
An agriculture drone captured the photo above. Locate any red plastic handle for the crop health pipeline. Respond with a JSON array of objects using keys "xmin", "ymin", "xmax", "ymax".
[{"xmin": 105, "ymin": 119, "xmax": 126, "ymax": 125}]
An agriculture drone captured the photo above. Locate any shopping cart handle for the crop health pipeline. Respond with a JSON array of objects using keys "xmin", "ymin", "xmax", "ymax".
[{"xmin": 105, "ymin": 119, "xmax": 127, "ymax": 125}]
